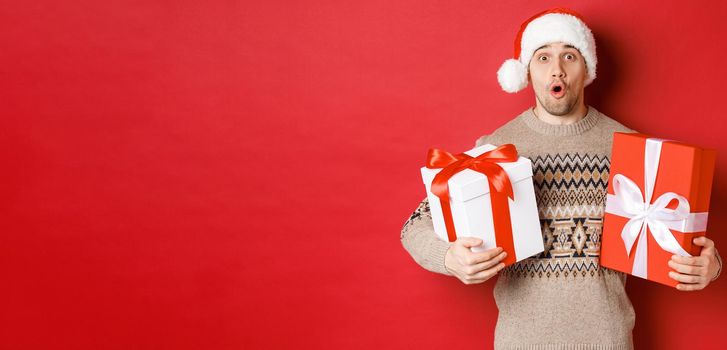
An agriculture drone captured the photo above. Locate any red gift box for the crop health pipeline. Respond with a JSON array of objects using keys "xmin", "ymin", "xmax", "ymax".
[{"xmin": 601, "ymin": 132, "xmax": 716, "ymax": 287}]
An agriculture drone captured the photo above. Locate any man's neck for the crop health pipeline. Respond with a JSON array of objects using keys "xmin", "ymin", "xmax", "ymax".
[{"xmin": 532, "ymin": 103, "xmax": 588, "ymax": 125}]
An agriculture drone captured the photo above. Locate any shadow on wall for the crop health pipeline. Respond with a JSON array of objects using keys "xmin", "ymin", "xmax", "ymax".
[{"xmin": 584, "ymin": 28, "xmax": 627, "ymax": 116}]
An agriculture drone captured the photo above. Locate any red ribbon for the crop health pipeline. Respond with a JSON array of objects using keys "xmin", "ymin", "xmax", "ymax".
[{"xmin": 426, "ymin": 144, "xmax": 519, "ymax": 265}]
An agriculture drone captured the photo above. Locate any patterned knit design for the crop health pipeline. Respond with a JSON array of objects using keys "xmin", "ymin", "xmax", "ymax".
[
  {"xmin": 401, "ymin": 199, "xmax": 430, "ymax": 235},
  {"xmin": 503, "ymin": 153, "xmax": 618, "ymax": 279}
]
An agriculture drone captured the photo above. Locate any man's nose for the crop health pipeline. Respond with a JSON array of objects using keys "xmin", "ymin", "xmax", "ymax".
[{"xmin": 551, "ymin": 60, "xmax": 566, "ymax": 78}]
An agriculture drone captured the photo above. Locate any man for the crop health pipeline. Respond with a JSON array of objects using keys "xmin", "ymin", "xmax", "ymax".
[{"xmin": 400, "ymin": 8, "xmax": 722, "ymax": 349}]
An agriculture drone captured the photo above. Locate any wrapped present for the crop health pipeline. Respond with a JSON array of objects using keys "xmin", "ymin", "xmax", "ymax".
[
  {"xmin": 601, "ymin": 133, "xmax": 716, "ymax": 287},
  {"xmin": 420, "ymin": 143, "xmax": 544, "ymax": 266}
]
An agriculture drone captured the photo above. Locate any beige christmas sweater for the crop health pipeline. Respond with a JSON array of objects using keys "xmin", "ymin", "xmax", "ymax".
[{"xmin": 401, "ymin": 106, "xmax": 638, "ymax": 350}]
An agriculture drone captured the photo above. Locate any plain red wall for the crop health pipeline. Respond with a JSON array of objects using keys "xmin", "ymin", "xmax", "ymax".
[{"xmin": 2, "ymin": 1, "xmax": 726, "ymax": 349}]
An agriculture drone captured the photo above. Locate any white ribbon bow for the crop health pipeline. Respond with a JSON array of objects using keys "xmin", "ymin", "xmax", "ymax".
[{"xmin": 605, "ymin": 138, "xmax": 708, "ymax": 279}]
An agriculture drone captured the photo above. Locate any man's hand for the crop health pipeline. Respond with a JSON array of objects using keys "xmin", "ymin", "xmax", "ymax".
[
  {"xmin": 444, "ymin": 237, "xmax": 507, "ymax": 285},
  {"xmin": 667, "ymin": 236, "xmax": 721, "ymax": 291}
]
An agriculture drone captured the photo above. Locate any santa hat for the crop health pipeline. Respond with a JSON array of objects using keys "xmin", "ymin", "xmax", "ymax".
[{"xmin": 496, "ymin": 8, "xmax": 597, "ymax": 93}]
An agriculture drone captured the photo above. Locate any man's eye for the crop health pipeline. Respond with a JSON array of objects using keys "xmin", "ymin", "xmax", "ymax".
[
  {"xmin": 565, "ymin": 54, "xmax": 575, "ymax": 60},
  {"xmin": 539, "ymin": 56, "xmax": 548, "ymax": 61}
]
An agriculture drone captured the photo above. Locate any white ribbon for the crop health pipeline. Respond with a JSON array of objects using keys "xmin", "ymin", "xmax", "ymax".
[{"xmin": 605, "ymin": 138, "xmax": 708, "ymax": 279}]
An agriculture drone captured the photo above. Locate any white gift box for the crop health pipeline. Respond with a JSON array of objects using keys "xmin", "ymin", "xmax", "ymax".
[{"xmin": 420, "ymin": 144, "xmax": 544, "ymax": 262}]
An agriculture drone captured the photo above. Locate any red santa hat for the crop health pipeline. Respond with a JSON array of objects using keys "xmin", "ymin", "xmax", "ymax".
[{"xmin": 497, "ymin": 8, "xmax": 597, "ymax": 93}]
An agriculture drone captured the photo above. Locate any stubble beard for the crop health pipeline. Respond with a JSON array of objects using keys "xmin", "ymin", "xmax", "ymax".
[{"xmin": 535, "ymin": 89, "xmax": 580, "ymax": 117}]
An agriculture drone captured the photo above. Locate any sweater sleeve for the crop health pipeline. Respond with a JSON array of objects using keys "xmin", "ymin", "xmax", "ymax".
[
  {"xmin": 400, "ymin": 135, "xmax": 491, "ymax": 276},
  {"xmin": 475, "ymin": 133, "xmax": 490, "ymax": 147},
  {"xmin": 711, "ymin": 248, "xmax": 722, "ymax": 281},
  {"xmin": 400, "ymin": 197, "xmax": 453, "ymax": 276}
]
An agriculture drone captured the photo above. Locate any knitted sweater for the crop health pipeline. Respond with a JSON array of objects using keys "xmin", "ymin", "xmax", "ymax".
[{"xmin": 401, "ymin": 105, "xmax": 638, "ymax": 350}]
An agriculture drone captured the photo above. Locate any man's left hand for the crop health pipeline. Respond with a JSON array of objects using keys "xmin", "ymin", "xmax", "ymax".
[{"xmin": 668, "ymin": 236, "xmax": 721, "ymax": 291}]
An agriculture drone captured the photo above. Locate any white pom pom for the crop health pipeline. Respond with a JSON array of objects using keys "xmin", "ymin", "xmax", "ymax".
[{"xmin": 497, "ymin": 59, "xmax": 528, "ymax": 93}]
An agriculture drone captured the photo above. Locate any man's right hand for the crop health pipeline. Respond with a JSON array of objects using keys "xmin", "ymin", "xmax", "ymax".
[{"xmin": 444, "ymin": 237, "xmax": 507, "ymax": 285}]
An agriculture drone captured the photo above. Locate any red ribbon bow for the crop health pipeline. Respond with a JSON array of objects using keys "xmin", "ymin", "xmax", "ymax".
[{"xmin": 426, "ymin": 144, "xmax": 519, "ymax": 265}]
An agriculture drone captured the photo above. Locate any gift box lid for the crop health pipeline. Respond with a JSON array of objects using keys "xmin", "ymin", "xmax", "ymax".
[{"xmin": 420, "ymin": 144, "xmax": 533, "ymax": 202}]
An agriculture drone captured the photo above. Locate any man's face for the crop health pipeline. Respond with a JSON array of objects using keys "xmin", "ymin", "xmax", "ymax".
[{"xmin": 528, "ymin": 42, "xmax": 587, "ymax": 116}]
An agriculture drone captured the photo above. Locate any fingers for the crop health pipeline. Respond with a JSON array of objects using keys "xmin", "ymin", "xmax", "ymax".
[
  {"xmin": 471, "ymin": 251, "xmax": 507, "ymax": 271},
  {"xmin": 458, "ymin": 237, "xmax": 484, "ymax": 249},
  {"xmin": 676, "ymin": 283, "xmax": 705, "ymax": 291},
  {"xmin": 453, "ymin": 237, "xmax": 502, "ymax": 264},
  {"xmin": 668, "ymin": 270, "xmax": 701, "ymax": 284},
  {"xmin": 668, "ymin": 259, "xmax": 704, "ymax": 276},
  {"xmin": 466, "ymin": 247, "xmax": 504, "ymax": 265},
  {"xmin": 448, "ymin": 239, "xmax": 509, "ymax": 285},
  {"xmin": 461, "ymin": 263, "xmax": 506, "ymax": 284},
  {"xmin": 668, "ymin": 252, "xmax": 719, "ymax": 291},
  {"xmin": 469, "ymin": 262, "xmax": 506, "ymax": 281},
  {"xmin": 692, "ymin": 236, "xmax": 714, "ymax": 248},
  {"xmin": 671, "ymin": 255, "xmax": 705, "ymax": 267}
]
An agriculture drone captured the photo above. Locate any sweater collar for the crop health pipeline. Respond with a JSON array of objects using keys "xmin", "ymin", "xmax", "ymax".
[{"xmin": 520, "ymin": 105, "xmax": 601, "ymax": 136}]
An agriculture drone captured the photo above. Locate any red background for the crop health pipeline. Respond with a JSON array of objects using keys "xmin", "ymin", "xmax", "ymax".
[{"xmin": 1, "ymin": 1, "xmax": 726, "ymax": 349}]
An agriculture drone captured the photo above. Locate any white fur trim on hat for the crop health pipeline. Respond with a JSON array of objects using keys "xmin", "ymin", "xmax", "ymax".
[{"xmin": 498, "ymin": 11, "xmax": 597, "ymax": 93}]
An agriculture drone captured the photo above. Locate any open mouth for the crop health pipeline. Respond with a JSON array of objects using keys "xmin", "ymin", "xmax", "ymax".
[{"xmin": 550, "ymin": 83, "xmax": 566, "ymax": 98}]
